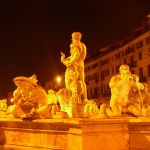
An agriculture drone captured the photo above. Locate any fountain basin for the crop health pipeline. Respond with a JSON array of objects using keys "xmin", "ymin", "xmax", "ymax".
[{"xmin": 0, "ymin": 117, "xmax": 150, "ymax": 150}]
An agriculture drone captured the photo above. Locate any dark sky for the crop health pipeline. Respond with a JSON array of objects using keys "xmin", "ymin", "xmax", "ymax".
[{"xmin": 0, "ymin": 0, "xmax": 150, "ymax": 95}]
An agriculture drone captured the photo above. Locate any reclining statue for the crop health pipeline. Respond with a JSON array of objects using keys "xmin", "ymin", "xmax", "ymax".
[{"xmin": 9, "ymin": 75, "xmax": 58, "ymax": 119}]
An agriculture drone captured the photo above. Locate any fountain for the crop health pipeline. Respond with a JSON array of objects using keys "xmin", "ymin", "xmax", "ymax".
[{"xmin": 0, "ymin": 32, "xmax": 150, "ymax": 150}]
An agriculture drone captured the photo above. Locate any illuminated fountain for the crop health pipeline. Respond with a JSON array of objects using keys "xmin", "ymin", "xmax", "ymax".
[
  {"xmin": 100, "ymin": 64, "xmax": 150, "ymax": 117},
  {"xmin": 0, "ymin": 32, "xmax": 150, "ymax": 150}
]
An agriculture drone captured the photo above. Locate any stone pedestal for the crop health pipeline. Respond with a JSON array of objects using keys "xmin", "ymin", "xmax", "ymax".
[
  {"xmin": 0, "ymin": 118, "xmax": 68, "ymax": 150},
  {"xmin": 0, "ymin": 117, "xmax": 150, "ymax": 150},
  {"xmin": 68, "ymin": 118, "xmax": 150, "ymax": 150}
]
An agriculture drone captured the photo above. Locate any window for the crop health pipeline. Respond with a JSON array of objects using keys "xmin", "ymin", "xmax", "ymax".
[
  {"xmin": 87, "ymin": 89, "xmax": 89, "ymax": 98},
  {"xmin": 85, "ymin": 76, "xmax": 87, "ymax": 82},
  {"xmin": 101, "ymin": 71, "xmax": 105, "ymax": 80},
  {"xmin": 139, "ymin": 51, "xmax": 142, "ymax": 60},
  {"xmin": 85, "ymin": 67, "xmax": 87, "ymax": 72},
  {"xmin": 116, "ymin": 65, "xmax": 120, "ymax": 73},
  {"xmin": 130, "ymin": 55, "xmax": 134, "ymax": 62},
  {"xmin": 104, "ymin": 69, "xmax": 109, "ymax": 76},
  {"xmin": 88, "ymin": 75, "xmax": 91, "ymax": 81},
  {"xmin": 136, "ymin": 40, "xmax": 143, "ymax": 49},
  {"xmin": 100, "ymin": 58, "xmax": 110, "ymax": 65},
  {"xmin": 112, "ymin": 67, "xmax": 114, "ymax": 74},
  {"xmin": 124, "ymin": 58, "xmax": 127, "ymax": 64},
  {"xmin": 148, "ymin": 65, "xmax": 150, "ymax": 77},
  {"xmin": 139, "ymin": 67, "xmax": 143, "ymax": 78},
  {"xmin": 101, "ymin": 86, "xmax": 103, "ymax": 94},
  {"xmin": 115, "ymin": 52, "xmax": 120, "ymax": 59},
  {"xmin": 146, "ymin": 36, "xmax": 150, "ymax": 44},
  {"xmin": 107, "ymin": 69, "xmax": 109, "ymax": 76},
  {"xmin": 103, "ymin": 86, "xmax": 106, "ymax": 93},
  {"xmin": 122, "ymin": 51, "xmax": 124, "ymax": 57},
  {"xmin": 94, "ymin": 88, "xmax": 98, "ymax": 97},
  {"xmin": 91, "ymin": 63, "xmax": 98, "ymax": 70},
  {"xmin": 131, "ymin": 70, "xmax": 134, "ymax": 74},
  {"xmin": 90, "ymin": 88, "xmax": 92, "ymax": 97},
  {"xmin": 131, "ymin": 45, "xmax": 135, "ymax": 52}
]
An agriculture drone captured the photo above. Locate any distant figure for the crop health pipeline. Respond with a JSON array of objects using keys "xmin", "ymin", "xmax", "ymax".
[
  {"xmin": 0, "ymin": 99, "xmax": 7, "ymax": 111},
  {"xmin": 61, "ymin": 32, "xmax": 87, "ymax": 102}
]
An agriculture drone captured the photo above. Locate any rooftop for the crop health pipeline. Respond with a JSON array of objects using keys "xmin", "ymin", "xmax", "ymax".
[{"xmin": 85, "ymin": 15, "xmax": 150, "ymax": 63}]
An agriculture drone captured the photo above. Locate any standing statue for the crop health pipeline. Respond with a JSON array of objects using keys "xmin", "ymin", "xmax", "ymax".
[
  {"xmin": 58, "ymin": 56, "xmax": 84, "ymax": 117},
  {"xmin": 61, "ymin": 32, "xmax": 87, "ymax": 102},
  {"xmin": 106, "ymin": 65, "xmax": 144, "ymax": 116},
  {"xmin": 59, "ymin": 32, "xmax": 101, "ymax": 118}
]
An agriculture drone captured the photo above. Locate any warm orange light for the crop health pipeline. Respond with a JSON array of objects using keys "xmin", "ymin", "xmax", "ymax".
[
  {"xmin": 56, "ymin": 76, "xmax": 61, "ymax": 84},
  {"xmin": 10, "ymin": 99, "xmax": 13, "ymax": 103}
]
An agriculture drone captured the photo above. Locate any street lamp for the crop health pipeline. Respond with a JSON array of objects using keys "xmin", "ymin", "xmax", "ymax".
[
  {"xmin": 56, "ymin": 76, "xmax": 61, "ymax": 90},
  {"xmin": 10, "ymin": 99, "xmax": 14, "ymax": 103}
]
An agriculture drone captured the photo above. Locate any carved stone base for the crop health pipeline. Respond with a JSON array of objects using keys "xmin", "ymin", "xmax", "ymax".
[{"xmin": 0, "ymin": 117, "xmax": 150, "ymax": 150}]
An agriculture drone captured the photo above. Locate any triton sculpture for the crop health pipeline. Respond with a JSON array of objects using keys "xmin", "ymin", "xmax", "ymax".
[{"xmin": 100, "ymin": 65, "xmax": 150, "ymax": 117}]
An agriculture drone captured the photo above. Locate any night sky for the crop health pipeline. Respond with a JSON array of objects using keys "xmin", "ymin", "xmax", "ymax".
[{"xmin": 0, "ymin": 0, "xmax": 150, "ymax": 96}]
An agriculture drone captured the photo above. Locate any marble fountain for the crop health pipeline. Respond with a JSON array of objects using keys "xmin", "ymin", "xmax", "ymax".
[{"xmin": 0, "ymin": 32, "xmax": 150, "ymax": 150}]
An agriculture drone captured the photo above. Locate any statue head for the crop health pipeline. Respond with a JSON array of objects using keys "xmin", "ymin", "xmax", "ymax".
[
  {"xmin": 119, "ymin": 65, "xmax": 131, "ymax": 75},
  {"xmin": 71, "ymin": 32, "xmax": 82, "ymax": 41}
]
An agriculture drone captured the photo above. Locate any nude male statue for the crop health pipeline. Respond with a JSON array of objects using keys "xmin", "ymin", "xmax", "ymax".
[
  {"xmin": 106, "ymin": 65, "xmax": 144, "ymax": 116},
  {"xmin": 61, "ymin": 32, "xmax": 87, "ymax": 102}
]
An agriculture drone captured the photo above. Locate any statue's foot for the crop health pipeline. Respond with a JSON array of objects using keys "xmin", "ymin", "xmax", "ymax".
[
  {"xmin": 98, "ymin": 113, "xmax": 108, "ymax": 118},
  {"xmin": 83, "ymin": 99, "xmax": 89, "ymax": 104},
  {"xmin": 106, "ymin": 107, "xmax": 121, "ymax": 117},
  {"xmin": 53, "ymin": 111, "xmax": 68, "ymax": 118}
]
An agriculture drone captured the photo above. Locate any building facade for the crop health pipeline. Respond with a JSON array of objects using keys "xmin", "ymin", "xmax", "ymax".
[{"xmin": 85, "ymin": 18, "xmax": 150, "ymax": 99}]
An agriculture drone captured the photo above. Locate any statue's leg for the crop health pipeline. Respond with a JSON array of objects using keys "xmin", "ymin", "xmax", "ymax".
[
  {"xmin": 99, "ymin": 103, "xmax": 107, "ymax": 116},
  {"xmin": 82, "ymin": 81, "xmax": 87, "ymax": 101},
  {"xmin": 65, "ymin": 75, "xmax": 70, "ymax": 90},
  {"xmin": 128, "ymin": 105, "xmax": 142, "ymax": 117},
  {"xmin": 109, "ymin": 96, "xmax": 121, "ymax": 116},
  {"xmin": 78, "ymin": 66, "xmax": 87, "ymax": 101}
]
